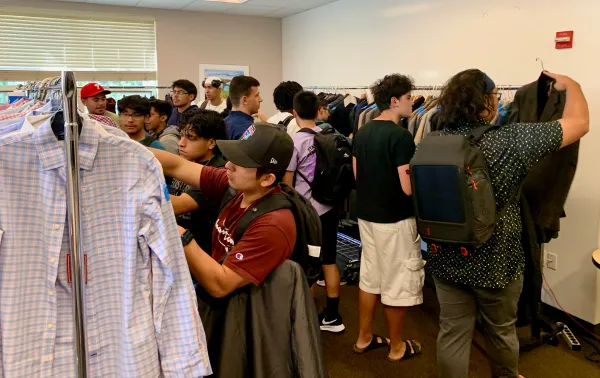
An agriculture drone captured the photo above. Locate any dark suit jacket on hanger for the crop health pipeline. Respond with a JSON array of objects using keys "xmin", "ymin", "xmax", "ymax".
[{"xmin": 508, "ymin": 78, "xmax": 576, "ymax": 239}]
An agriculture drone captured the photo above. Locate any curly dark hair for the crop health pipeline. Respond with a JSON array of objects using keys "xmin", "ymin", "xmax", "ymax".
[
  {"xmin": 179, "ymin": 109, "xmax": 228, "ymax": 155},
  {"xmin": 371, "ymin": 74, "xmax": 414, "ymax": 111},
  {"xmin": 437, "ymin": 69, "xmax": 495, "ymax": 126},
  {"xmin": 117, "ymin": 95, "xmax": 150, "ymax": 115},
  {"xmin": 273, "ymin": 81, "xmax": 304, "ymax": 112}
]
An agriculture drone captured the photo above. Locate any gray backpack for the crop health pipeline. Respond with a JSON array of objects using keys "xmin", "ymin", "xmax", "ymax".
[{"xmin": 410, "ymin": 125, "xmax": 511, "ymax": 250}]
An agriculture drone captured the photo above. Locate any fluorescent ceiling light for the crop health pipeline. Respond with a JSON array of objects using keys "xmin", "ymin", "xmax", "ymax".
[{"xmin": 204, "ymin": 0, "xmax": 248, "ymax": 3}]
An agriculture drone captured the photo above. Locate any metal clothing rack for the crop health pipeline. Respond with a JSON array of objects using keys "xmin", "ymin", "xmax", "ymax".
[
  {"xmin": 58, "ymin": 75, "xmax": 173, "ymax": 377},
  {"xmin": 305, "ymin": 84, "xmax": 523, "ymax": 91},
  {"xmin": 62, "ymin": 71, "xmax": 88, "ymax": 377}
]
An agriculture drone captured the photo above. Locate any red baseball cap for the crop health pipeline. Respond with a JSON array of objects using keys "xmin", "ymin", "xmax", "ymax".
[{"xmin": 80, "ymin": 83, "xmax": 111, "ymax": 100}]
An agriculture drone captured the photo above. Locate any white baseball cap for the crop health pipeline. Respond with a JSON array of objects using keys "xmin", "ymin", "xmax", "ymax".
[{"xmin": 203, "ymin": 76, "xmax": 223, "ymax": 88}]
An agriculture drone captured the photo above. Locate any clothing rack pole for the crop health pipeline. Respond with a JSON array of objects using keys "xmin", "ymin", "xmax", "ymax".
[{"xmin": 62, "ymin": 70, "xmax": 89, "ymax": 378}]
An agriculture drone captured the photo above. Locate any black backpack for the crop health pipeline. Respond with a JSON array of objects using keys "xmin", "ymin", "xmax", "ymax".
[
  {"xmin": 218, "ymin": 184, "xmax": 323, "ymax": 284},
  {"xmin": 278, "ymin": 115, "xmax": 295, "ymax": 129},
  {"xmin": 297, "ymin": 126, "xmax": 355, "ymax": 206},
  {"xmin": 410, "ymin": 125, "xmax": 516, "ymax": 250}
]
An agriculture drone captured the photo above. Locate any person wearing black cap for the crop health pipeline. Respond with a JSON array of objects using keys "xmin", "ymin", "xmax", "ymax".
[{"xmin": 150, "ymin": 123, "xmax": 297, "ymax": 298}]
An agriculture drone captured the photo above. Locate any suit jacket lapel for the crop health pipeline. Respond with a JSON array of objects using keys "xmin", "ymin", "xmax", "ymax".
[
  {"xmin": 540, "ymin": 89, "xmax": 559, "ymax": 121},
  {"xmin": 522, "ymin": 82, "xmax": 539, "ymax": 122}
]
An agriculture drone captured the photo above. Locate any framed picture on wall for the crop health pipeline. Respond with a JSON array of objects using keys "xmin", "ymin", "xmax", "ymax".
[{"xmin": 199, "ymin": 64, "xmax": 250, "ymax": 101}]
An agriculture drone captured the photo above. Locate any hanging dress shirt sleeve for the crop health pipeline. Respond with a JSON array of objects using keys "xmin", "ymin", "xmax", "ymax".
[{"xmin": 139, "ymin": 157, "xmax": 212, "ymax": 377}]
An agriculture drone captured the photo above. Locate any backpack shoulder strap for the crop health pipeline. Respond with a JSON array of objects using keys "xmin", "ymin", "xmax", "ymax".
[
  {"xmin": 281, "ymin": 115, "xmax": 295, "ymax": 126},
  {"xmin": 231, "ymin": 191, "xmax": 291, "ymax": 243},
  {"xmin": 469, "ymin": 125, "xmax": 501, "ymax": 144},
  {"xmin": 200, "ymin": 100, "xmax": 209, "ymax": 110},
  {"xmin": 298, "ymin": 127, "xmax": 318, "ymax": 135},
  {"xmin": 218, "ymin": 186, "xmax": 239, "ymax": 215}
]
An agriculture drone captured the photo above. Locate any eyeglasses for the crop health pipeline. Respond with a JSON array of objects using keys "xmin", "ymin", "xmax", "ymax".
[
  {"xmin": 491, "ymin": 92, "xmax": 502, "ymax": 101},
  {"xmin": 119, "ymin": 112, "xmax": 145, "ymax": 119},
  {"xmin": 170, "ymin": 90, "xmax": 189, "ymax": 96}
]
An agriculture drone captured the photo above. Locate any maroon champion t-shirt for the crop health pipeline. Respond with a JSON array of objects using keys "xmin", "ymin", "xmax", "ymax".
[{"xmin": 200, "ymin": 166, "xmax": 296, "ymax": 285}]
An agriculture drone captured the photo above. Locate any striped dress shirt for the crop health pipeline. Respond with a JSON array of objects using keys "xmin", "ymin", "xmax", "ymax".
[{"xmin": 0, "ymin": 119, "xmax": 211, "ymax": 377}]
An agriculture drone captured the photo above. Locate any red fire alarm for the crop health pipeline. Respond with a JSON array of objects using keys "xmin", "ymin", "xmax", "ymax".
[{"xmin": 555, "ymin": 31, "xmax": 574, "ymax": 49}]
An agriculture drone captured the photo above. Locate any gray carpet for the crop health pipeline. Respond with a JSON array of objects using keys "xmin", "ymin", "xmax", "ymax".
[{"xmin": 315, "ymin": 284, "xmax": 600, "ymax": 378}]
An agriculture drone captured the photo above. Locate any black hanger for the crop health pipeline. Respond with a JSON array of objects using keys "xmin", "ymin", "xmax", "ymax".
[{"xmin": 51, "ymin": 111, "xmax": 83, "ymax": 140}]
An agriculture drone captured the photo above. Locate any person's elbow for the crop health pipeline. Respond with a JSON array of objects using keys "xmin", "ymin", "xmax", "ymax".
[
  {"xmin": 206, "ymin": 285, "xmax": 231, "ymax": 299},
  {"xmin": 402, "ymin": 185, "xmax": 412, "ymax": 196},
  {"xmin": 580, "ymin": 116, "xmax": 590, "ymax": 136},
  {"xmin": 206, "ymin": 279, "xmax": 240, "ymax": 298}
]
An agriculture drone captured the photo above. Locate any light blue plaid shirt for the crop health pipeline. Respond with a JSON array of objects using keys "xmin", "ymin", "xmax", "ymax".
[{"xmin": 0, "ymin": 119, "xmax": 211, "ymax": 377}]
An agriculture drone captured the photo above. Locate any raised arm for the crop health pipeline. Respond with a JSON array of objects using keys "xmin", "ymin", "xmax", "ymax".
[
  {"xmin": 149, "ymin": 148, "xmax": 204, "ymax": 189},
  {"xmin": 544, "ymin": 72, "xmax": 590, "ymax": 148}
]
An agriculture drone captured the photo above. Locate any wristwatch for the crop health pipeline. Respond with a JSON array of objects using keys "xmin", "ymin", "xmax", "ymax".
[{"xmin": 181, "ymin": 229, "xmax": 194, "ymax": 247}]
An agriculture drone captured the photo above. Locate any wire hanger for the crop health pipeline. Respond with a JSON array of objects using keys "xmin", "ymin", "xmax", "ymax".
[{"xmin": 536, "ymin": 58, "xmax": 545, "ymax": 71}]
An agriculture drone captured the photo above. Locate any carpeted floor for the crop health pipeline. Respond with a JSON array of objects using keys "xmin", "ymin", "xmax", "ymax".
[{"xmin": 314, "ymin": 283, "xmax": 600, "ymax": 378}]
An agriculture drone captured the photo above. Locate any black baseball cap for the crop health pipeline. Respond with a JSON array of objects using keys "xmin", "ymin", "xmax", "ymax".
[{"xmin": 217, "ymin": 122, "xmax": 293, "ymax": 171}]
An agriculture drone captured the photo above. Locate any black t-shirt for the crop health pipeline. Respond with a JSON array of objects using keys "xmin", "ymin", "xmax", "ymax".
[
  {"xmin": 353, "ymin": 120, "xmax": 415, "ymax": 223},
  {"xmin": 169, "ymin": 156, "xmax": 226, "ymax": 253}
]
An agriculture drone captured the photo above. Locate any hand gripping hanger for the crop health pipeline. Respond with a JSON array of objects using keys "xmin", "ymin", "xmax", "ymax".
[{"xmin": 63, "ymin": 70, "xmax": 89, "ymax": 377}]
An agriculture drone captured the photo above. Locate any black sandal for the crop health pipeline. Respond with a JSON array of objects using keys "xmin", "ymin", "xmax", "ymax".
[
  {"xmin": 387, "ymin": 340, "xmax": 422, "ymax": 362},
  {"xmin": 353, "ymin": 334, "xmax": 390, "ymax": 354}
]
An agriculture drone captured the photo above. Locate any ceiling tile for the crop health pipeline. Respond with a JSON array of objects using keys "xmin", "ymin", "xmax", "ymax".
[
  {"xmin": 53, "ymin": 0, "xmax": 341, "ymax": 18},
  {"xmin": 183, "ymin": 0, "xmax": 235, "ymax": 12},
  {"xmin": 263, "ymin": 8, "xmax": 298, "ymax": 18},
  {"xmin": 225, "ymin": 4, "xmax": 279, "ymax": 16},
  {"xmin": 244, "ymin": 0, "xmax": 300, "ymax": 6},
  {"xmin": 82, "ymin": 0, "xmax": 139, "ymax": 6},
  {"xmin": 136, "ymin": 0, "xmax": 195, "ymax": 9}
]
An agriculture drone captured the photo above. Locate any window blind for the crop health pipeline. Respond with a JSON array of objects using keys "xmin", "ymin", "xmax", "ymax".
[{"xmin": 0, "ymin": 13, "xmax": 157, "ymax": 72}]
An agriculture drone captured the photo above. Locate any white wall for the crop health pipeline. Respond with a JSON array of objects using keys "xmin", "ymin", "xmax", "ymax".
[
  {"xmin": 284, "ymin": 0, "xmax": 600, "ymax": 324},
  {"xmin": 0, "ymin": 0, "xmax": 283, "ymax": 115}
]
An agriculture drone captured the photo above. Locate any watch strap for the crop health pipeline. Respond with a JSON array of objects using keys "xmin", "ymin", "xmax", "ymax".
[{"xmin": 181, "ymin": 229, "xmax": 194, "ymax": 246}]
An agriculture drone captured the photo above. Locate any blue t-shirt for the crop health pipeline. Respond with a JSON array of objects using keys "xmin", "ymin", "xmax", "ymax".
[
  {"xmin": 224, "ymin": 111, "xmax": 254, "ymax": 140},
  {"xmin": 168, "ymin": 105, "xmax": 198, "ymax": 127}
]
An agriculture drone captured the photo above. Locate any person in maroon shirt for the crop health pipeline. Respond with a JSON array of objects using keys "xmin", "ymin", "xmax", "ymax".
[{"xmin": 151, "ymin": 123, "xmax": 297, "ymax": 298}]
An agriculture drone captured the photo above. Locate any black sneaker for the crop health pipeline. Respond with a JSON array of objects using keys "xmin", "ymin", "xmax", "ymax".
[{"xmin": 319, "ymin": 312, "xmax": 345, "ymax": 333}]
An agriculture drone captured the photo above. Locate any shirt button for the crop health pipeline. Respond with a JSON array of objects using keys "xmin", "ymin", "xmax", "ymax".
[
  {"xmin": 49, "ymin": 291, "xmax": 54, "ymax": 297},
  {"xmin": 53, "ymin": 224, "xmax": 61, "ymax": 230},
  {"xmin": 43, "ymin": 355, "xmax": 53, "ymax": 363},
  {"xmin": 50, "ymin": 258, "xmax": 57, "ymax": 264},
  {"xmin": 47, "ymin": 324, "xmax": 54, "ymax": 329}
]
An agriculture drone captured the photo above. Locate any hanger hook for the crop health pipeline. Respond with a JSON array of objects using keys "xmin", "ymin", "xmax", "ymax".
[{"xmin": 536, "ymin": 58, "xmax": 545, "ymax": 71}]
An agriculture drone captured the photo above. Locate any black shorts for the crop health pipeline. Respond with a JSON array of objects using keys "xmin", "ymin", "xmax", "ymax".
[{"xmin": 319, "ymin": 208, "xmax": 339, "ymax": 265}]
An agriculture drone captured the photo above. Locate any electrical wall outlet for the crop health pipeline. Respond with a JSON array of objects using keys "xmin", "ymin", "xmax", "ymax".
[{"xmin": 547, "ymin": 253, "xmax": 558, "ymax": 270}]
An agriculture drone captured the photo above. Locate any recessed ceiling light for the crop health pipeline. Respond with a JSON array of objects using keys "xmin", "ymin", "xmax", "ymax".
[{"xmin": 204, "ymin": 0, "xmax": 248, "ymax": 3}]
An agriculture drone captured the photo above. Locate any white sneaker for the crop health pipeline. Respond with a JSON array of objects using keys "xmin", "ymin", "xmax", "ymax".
[{"xmin": 316, "ymin": 279, "xmax": 347, "ymax": 287}]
